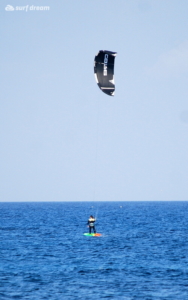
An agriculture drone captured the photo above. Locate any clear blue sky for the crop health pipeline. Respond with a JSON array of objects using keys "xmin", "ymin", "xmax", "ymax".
[{"xmin": 1, "ymin": 0, "xmax": 188, "ymax": 201}]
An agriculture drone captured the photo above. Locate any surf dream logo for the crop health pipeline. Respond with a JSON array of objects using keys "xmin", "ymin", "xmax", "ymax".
[
  {"xmin": 5, "ymin": 4, "xmax": 50, "ymax": 12},
  {"xmin": 5, "ymin": 5, "xmax": 14, "ymax": 11},
  {"xmin": 103, "ymin": 54, "xmax": 108, "ymax": 76}
]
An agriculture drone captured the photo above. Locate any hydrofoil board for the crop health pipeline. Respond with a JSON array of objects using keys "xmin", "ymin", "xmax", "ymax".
[{"xmin": 84, "ymin": 233, "xmax": 101, "ymax": 237}]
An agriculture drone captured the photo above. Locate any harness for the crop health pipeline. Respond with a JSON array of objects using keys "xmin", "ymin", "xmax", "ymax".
[{"xmin": 88, "ymin": 218, "xmax": 95, "ymax": 227}]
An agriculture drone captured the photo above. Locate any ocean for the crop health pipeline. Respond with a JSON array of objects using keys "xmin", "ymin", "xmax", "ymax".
[{"xmin": 0, "ymin": 201, "xmax": 188, "ymax": 299}]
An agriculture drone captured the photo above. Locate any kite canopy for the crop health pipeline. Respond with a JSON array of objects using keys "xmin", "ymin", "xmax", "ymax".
[{"xmin": 94, "ymin": 50, "xmax": 117, "ymax": 96}]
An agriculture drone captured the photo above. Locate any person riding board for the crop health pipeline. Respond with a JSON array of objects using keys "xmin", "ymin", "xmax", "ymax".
[{"xmin": 87, "ymin": 215, "xmax": 96, "ymax": 234}]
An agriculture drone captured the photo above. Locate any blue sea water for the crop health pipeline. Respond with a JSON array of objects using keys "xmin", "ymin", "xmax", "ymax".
[{"xmin": 1, "ymin": 201, "xmax": 188, "ymax": 300}]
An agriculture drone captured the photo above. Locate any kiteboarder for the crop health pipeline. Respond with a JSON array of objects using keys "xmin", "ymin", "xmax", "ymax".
[{"xmin": 87, "ymin": 215, "xmax": 96, "ymax": 234}]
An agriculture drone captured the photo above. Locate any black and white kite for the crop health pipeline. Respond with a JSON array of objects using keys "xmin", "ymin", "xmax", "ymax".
[{"xmin": 94, "ymin": 50, "xmax": 117, "ymax": 96}]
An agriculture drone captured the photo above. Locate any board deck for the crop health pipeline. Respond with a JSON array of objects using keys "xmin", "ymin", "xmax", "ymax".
[{"xmin": 84, "ymin": 233, "xmax": 101, "ymax": 237}]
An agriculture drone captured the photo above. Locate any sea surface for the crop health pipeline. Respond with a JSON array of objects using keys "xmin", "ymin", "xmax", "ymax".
[{"xmin": 1, "ymin": 201, "xmax": 188, "ymax": 300}]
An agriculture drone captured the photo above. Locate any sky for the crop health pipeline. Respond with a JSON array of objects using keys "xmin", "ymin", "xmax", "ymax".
[{"xmin": 1, "ymin": 0, "xmax": 188, "ymax": 202}]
